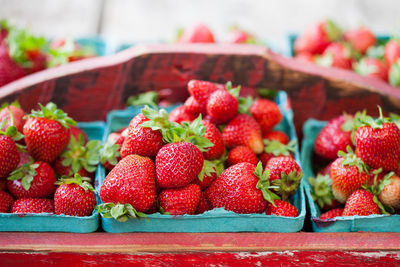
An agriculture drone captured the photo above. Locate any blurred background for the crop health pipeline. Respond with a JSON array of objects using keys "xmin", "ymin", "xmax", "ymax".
[{"xmin": 1, "ymin": 0, "xmax": 399, "ymax": 54}]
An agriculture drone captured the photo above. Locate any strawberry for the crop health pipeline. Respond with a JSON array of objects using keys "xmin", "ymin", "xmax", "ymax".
[
  {"xmin": 17, "ymin": 150, "xmax": 32, "ymax": 167},
  {"xmin": 344, "ymin": 27, "xmax": 376, "ymax": 54},
  {"xmin": 24, "ymin": 102, "xmax": 76, "ymax": 163},
  {"xmin": 316, "ymin": 42, "xmax": 354, "ymax": 70},
  {"xmin": 169, "ymin": 106, "xmax": 197, "ymax": 124},
  {"xmin": 101, "ymin": 133, "xmax": 125, "ymax": 171},
  {"xmin": 0, "ymin": 180, "xmax": 6, "ymax": 191},
  {"xmin": 249, "ymin": 99, "xmax": 282, "ymax": 134},
  {"xmin": 206, "ymin": 162, "xmax": 279, "ymax": 214},
  {"xmin": 206, "ymin": 89, "xmax": 238, "ymax": 124},
  {"xmin": 222, "ymin": 114, "xmax": 263, "ymax": 154},
  {"xmin": 0, "ymin": 103, "xmax": 26, "ymax": 133},
  {"xmin": 314, "ymin": 114, "xmax": 354, "ymax": 160},
  {"xmin": 70, "ymin": 126, "xmax": 88, "ymax": 145},
  {"xmin": 201, "ymin": 120, "xmax": 225, "ymax": 160},
  {"xmin": 330, "ymin": 148, "xmax": 370, "ymax": 203},
  {"xmin": 47, "ymin": 38, "xmax": 95, "ymax": 67},
  {"xmin": 99, "ymin": 155, "xmax": 156, "ymax": 221},
  {"xmin": 308, "ymin": 173, "xmax": 341, "ymax": 211},
  {"xmin": 227, "ymin": 146, "xmax": 257, "ymax": 166},
  {"xmin": 0, "ymin": 133, "xmax": 20, "ymax": 179},
  {"xmin": 384, "ymin": 39, "xmax": 400, "ymax": 66},
  {"xmin": 177, "ymin": 24, "xmax": 215, "ymax": 43},
  {"xmin": 377, "ymin": 173, "xmax": 400, "ymax": 210},
  {"xmin": 187, "ymin": 80, "xmax": 218, "ymax": 108},
  {"xmin": 184, "ymin": 96, "xmax": 206, "ymax": 117},
  {"xmin": 354, "ymin": 107, "xmax": 400, "ymax": 171},
  {"xmin": 294, "ymin": 52, "xmax": 314, "ymax": 63},
  {"xmin": 265, "ymin": 200, "xmax": 298, "ymax": 217},
  {"xmin": 7, "ymin": 161, "xmax": 56, "ymax": 199},
  {"xmin": 294, "ymin": 20, "xmax": 342, "ymax": 55},
  {"xmin": 0, "ymin": 20, "xmax": 9, "ymax": 44},
  {"xmin": 195, "ymin": 192, "xmax": 212, "ymax": 214},
  {"xmin": 223, "ymin": 27, "xmax": 255, "ymax": 44},
  {"xmin": 265, "ymin": 156, "xmax": 303, "ymax": 200},
  {"xmin": 389, "ymin": 59, "xmax": 400, "ymax": 87},
  {"xmin": 0, "ymin": 191, "xmax": 13, "ymax": 212},
  {"xmin": 158, "ymin": 184, "xmax": 201, "ymax": 215},
  {"xmin": 354, "ymin": 58, "xmax": 388, "ymax": 81},
  {"xmin": 342, "ymin": 189, "xmax": 380, "ymax": 216},
  {"xmin": 263, "ymin": 131, "xmax": 289, "ymax": 145},
  {"xmin": 120, "ymin": 111, "xmax": 165, "ymax": 158},
  {"xmin": 54, "ymin": 174, "xmax": 96, "ymax": 217},
  {"xmin": 260, "ymin": 139, "xmax": 296, "ymax": 167},
  {"xmin": 11, "ymin": 198, "xmax": 54, "ymax": 214},
  {"xmin": 319, "ymin": 208, "xmax": 344, "ymax": 219},
  {"xmin": 0, "ymin": 43, "xmax": 26, "ymax": 87}
]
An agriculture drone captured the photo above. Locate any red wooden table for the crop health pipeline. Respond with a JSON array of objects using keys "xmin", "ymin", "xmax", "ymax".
[{"xmin": 0, "ymin": 232, "xmax": 399, "ymax": 266}]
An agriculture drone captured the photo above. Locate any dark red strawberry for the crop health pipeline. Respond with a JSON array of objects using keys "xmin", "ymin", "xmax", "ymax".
[
  {"xmin": 384, "ymin": 39, "xmax": 400, "ymax": 66},
  {"xmin": 222, "ymin": 114, "xmax": 264, "ymax": 154},
  {"xmin": 7, "ymin": 161, "xmax": 56, "ymax": 199},
  {"xmin": 342, "ymin": 189, "xmax": 380, "ymax": 216},
  {"xmin": 178, "ymin": 24, "xmax": 215, "ymax": 43},
  {"xmin": 0, "ymin": 134, "xmax": 19, "ymax": 179},
  {"xmin": 308, "ymin": 173, "xmax": 341, "ymax": 211},
  {"xmin": 0, "ymin": 179, "xmax": 6, "ymax": 191},
  {"xmin": 70, "ymin": 126, "xmax": 88, "ymax": 145},
  {"xmin": 263, "ymin": 131, "xmax": 289, "ymax": 145},
  {"xmin": 0, "ymin": 190, "xmax": 13, "ymax": 212},
  {"xmin": 294, "ymin": 20, "xmax": 342, "ymax": 55},
  {"xmin": 0, "ymin": 104, "xmax": 26, "ymax": 133},
  {"xmin": 314, "ymin": 114, "xmax": 354, "ymax": 160},
  {"xmin": 23, "ymin": 103, "xmax": 76, "ymax": 163},
  {"xmin": 169, "ymin": 106, "xmax": 197, "ymax": 123},
  {"xmin": 316, "ymin": 42, "xmax": 354, "ymax": 70},
  {"xmin": 0, "ymin": 43, "xmax": 26, "ymax": 87},
  {"xmin": 265, "ymin": 200, "xmax": 298, "ymax": 217},
  {"xmin": 319, "ymin": 208, "xmax": 344, "ymax": 219},
  {"xmin": 195, "ymin": 192, "xmax": 212, "ymax": 214},
  {"xmin": 206, "ymin": 89, "xmax": 238, "ymax": 124},
  {"xmin": 184, "ymin": 96, "xmax": 206, "ymax": 116},
  {"xmin": 227, "ymin": 146, "xmax": 257, "ymax": 166},
  {"xmin": 99, "ymin": 155, "xmax": 156, "ymax": 221},
  {"xmin": 344, "ymin": 27, "xmax": 376, "ymax": 54},
  {"xmin": 201, "ymin": 120, "xmax": 225, "ymax": 160},
  {"xmin": 101, "ymin": 132, "xmax": 125, "ymax": 170},
  {"xmin": 159, "ymin": 184, "xmax": 201, "ymax": 215},
  {"xmin": 250, "ymin": 99, "xmax": 282, "ymax": 134},
  {"xmin": 54, "ymin": 174, "xmax": 96, "ymax": 216},
  {"xmin": 354, "ymin": 58, "xmax": 388, "ymax": 81},
  {"xmin": 354, "ymin": 108, "xmax": 400, "ymax": 171},
  {"xmin": 187, "ymin": 80, "xmax": 218, "ymax": 108},
  {"xmin": 11, "ymin": 198, "xmax": 54, "ymax": 214}
]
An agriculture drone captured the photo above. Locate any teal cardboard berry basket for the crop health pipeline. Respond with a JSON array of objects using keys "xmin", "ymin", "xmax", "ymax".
[
  {"xmin": 97, "ymin": 91, "xmax": 306, "ymax": 233},
  {"xmin": 0, "ymin": 121, "xmax": 105, "ymax": 233},
  {"xmin": 301, "ymin": 119, "xmax": 400, "ymax": 232}
]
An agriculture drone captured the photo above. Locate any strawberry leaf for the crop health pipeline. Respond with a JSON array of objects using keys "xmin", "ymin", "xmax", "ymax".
[
  {"xmin": 308, "ymin": 174, "xmax": 335, "ymax": 209},
  {"xmin": 256, "ymin": 88, "xmax": 279, "ymax": 99},
  {"xmin": 323, "ymin": 19, "xmax": 342, "ymax": 42},
  {"xmin": 354, "ymin": 59, "xmax": 378, "ymax": 76},
  {"xmin": 29, "ymin": 102, "xmax": 76, "ymax": 129},
  {"xmin": 55, "ymin": 173, "xmax": 94, "ymax": 192},
  {"xmin": 272, "ymin": 170, "xmax": 304, "ymax": 201},
  {"xmin": 389, "ymin": 59, "xmax": 400, "ymax": 87},
  {"xmin": 101, "ymin": 138, "xmax": 121, "ymax": 166},
  {"xmin": 7, "ymin": 163, "xmax": 39, "ymax": 191},
  {"xmin": 339, "ymin": 146, "xmax": 370, "ymax": 174},
  {"xmin": 97, "ymin": 203, "xmax": 147, "ymax": 222},
  {"xmin": 264, "ymin": 139, "xmax": 296, "ymax": 156},
  {"xmin": 197, "ymin": 160, "xmax": 217, "ymax": 181},
  {"xmin": 127, "ymin": 91, "xmax": 159, "ymax": 109},
  {"xmin": 254, "ymin": 162, "xmax": 280, "ymax": 205},
  {"xmin": 366, "ymin": 45, "xmax": 385, "ymax": 60}
]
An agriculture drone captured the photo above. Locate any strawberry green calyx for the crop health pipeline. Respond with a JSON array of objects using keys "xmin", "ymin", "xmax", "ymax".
[
  {"xmin": 340, "ymin": 113, "xmax": 355, "ymax": 132},
  {"xmin": 61, "ymin": 135, "xmax": 102, "ymax": 174},
  {"xmin": 226, "ymin": 81, "xmax": 254, "ymax": 114},
  {"xmin": 127, "ymin": 91, "xmax": 159, "ymax": 109},
  {"xmin": 362, "ymin": 169, "xmax": 394, "ymax": 215},
  {"xmin": 100, "ymin": 138, "xmax": 120, "ymax": 166},
  {"xmin": 272, "ymin": 170, "xmax": 304, "ymax": 201},
  {"xmin": 308, "ymin": 174, "xmax": 335, "ymax": 208},
  {"xmin": 354, "ymin": 59, "xmax": 378, "ymax": 77},
  {"xmin": 389, "ymin": 60, "xmax": 400, "ymax": 87},
  {"xmin": 180, "ymin": 115, "xmax": 214, "ymax": 152},
  {"xmin": 55, "ymin": 173, "xmax": 94, "ymax": 192},
  {"xmin": 0, "ymin": 19, "xmax": 10, "ymax": 31},
  {"xmin": 264, "ymin": 139, "xmax": 296, "ymax": 156},
  {"xmin": 7, "ymin": 163, "xmax": 39, "ymax": 190},
  {"xmin": 254, "ymin": 162, "xmax": 280, "ymax": 206},
  {"xmin": 390, "ymin": 113, "xmax": 400, "ymax": 129},
  {"xmin": 29, "ymin": 102, "xmax": 76, "ymax": 129},
  {"xmin": 323, "ymin": 19, "xmax": 342, "ymax": 42},
  {"xmin": 0, "ymin": 118, "xmax": 24, "ymax": 142},
  {"xmin": 97, "ymin": 203, "xmax": 147, "ymax": 222},
  {"xmin": 366, "ymin": 45, "xmax": 385, "ymax": 60},
  {"xmin": 0, "ymin": 101, "xmax": 21, "ymax": 111},
  {"xmin": 315, "ymin": 53, "xmax": 334, "ymax": 67},
  {"xmin": 355, "ymin": 106, "xmax": 391, "ymax": 130},
  {"xmin": 256, "ymin": 88, "xmax": 279, "ymax": 99},
  {"xmin": 338, "ymin": 146, "xmax": 370, "ymax": 174},
  {"xmin": 197, "ymin": 159, "xmax": 217, "ymax": 181}
]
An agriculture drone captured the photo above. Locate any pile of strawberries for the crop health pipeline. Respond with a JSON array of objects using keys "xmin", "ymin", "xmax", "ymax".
[
  {"xmin": 294, "ymin": 19, "xmax": 400, "ymax": 87},
  {"xmin": 310, "ymin": 107, "xmax": 400, "ymax": 219},
  {"xmin": 0, "ymin": 102, "xmax": 100, "ymax": 216},
  {"xmin": 98, "ymin": 80, "xmax": 303, "ymax": 222}
]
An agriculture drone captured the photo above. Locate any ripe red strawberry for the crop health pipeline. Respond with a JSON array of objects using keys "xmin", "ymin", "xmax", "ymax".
[
  {"xmin": 206, "ymin": 162, "xmax": 279, "ymax": 214},
  {"xmin": 187, "ymin": 80, "xmax": 218, "ymax": 108},
  {"xmin": 0, "ymin": 190, "xmax": 13, "ymax": 212},
  {"xmin": 354, "ymin": 58, "xmax": 388, "ymax": 81},
  {"xmin": 70, "ymin": 126, "xmax": 88, "ymax": 145},
  {"xmin": 344, "ymin": 27, "xmax": 376, "ymax": 54},
  {"xmin": 227, "ymin": 146, "xmax": 257, "ymax": 166},
  {"xmin": 55, "ymin": 174, "xmax": 96, "ymax": 216},
  {"xmin": 378, "ymin": 173, "xmax": 400, "ymax": 210},
  {"xmin": 156, "ymin": 142, "xmax": 204, "ymax": 189},
  {"xmin": 265, "ymin": 156, "xmax": 303, "ymax": 200},
  {"xmin": 319, "ymin": 208, "xmax": 344, "ymax": 219},
  {"xmin": 342, "ymin": 189, "xmax": 380, "ymax": 216},
  {"xmin": 249, "ymin": 99, "xmax": 282, "ymax": 134},
  {"xmin": 223, "ymin": 28, "xmax": 255, "ymax": 44},
  {"xmin": 168, "ymin": 106, "xmax": 197, "ymax": 124},
  {"xmin": 265, "ymin": 200, "xmax": 298, "ymax": 217},
  {"xmin": 314, "ymin": 114, "xmax": 354, "ymax": 160},
  {"xmin": 308, "ymin": 173, "xmax": 341, "ymax": 211},
  {"xmin": 0, "ymin": 43, "xmax": 26, "ymax": 87},
  {"xmin": 0, "ymin": 134, "xmax": 19, "ymax": 179},
  {"xmin": 354, "ymin": 108, "xmax": 400, "ymax": 171},
  {"xmin": 11, "ymin": 198, "xmax": 54, "ymax": 214},
  {"xmin": 178, "ymin": 24, "xmax": 215, "ymax": 43},
  {"xmin": 101, "ymin": 132, "xmax": 125, "ymax": 170},
  {"xmin": 99, "ymin": 155, "xmax": 156, "ymax": 220},
  {"xmin": 263, "ymin": 131, "xmax": 289, "ymax": 145},
  {"xmin": 195, "ymin": 192, "xmax": 212, "ymax": 214},
  {"xmin": 0, "ymin": 180, "xmax": 6, "ymax": 191},
  {"xmin": 206, "ymin": 90, "xmax": 238, "ymax": 124},
  {"xmin": 330, "ymin": 152, "xmax": 370, "ymax": 203},
  {"xmin": 7, "ymin": 161, "xmax": 56, "ymax": 199},
  {"xmin": 316, "ymin": 42, "xmax": 353, "ymax": 70},
  {"xmin": 295, "ymin": 52, "xmax": 315, "ymax": 63},
  {"xmin": 23, "ymin": 103, "xmax": 76, "ymax": 163},
  {"xmin": 120, "ymin": 112, "xmax": 165, "ymax": 158},
  {"xmin": 260, "ymin": 139, "xmax": 296, "ymax": 168},
  {"xmin": 184, "ymin": 96, "xmax": 206, "ymax": 117},
  {"xmin": 384, "ymin": 39, "xmax": 400, "ymax": 66},
  {"xmin": 201, "ymin": 120, "xmax": 225, "ymax": 160},
  {"xmin": 0, "ymin": 104, "xmax": 26, "ymax": 133},
  {"xmin": 294, "ymin": 20, "xmax": 342, "ymax": 55},
  {"xmin": 222, "ymin": 114, "xmax": 264, "ymax": 154},
  {"xmin": 158, "ymin": 184, "xmax": 201, "ymax": 215}
]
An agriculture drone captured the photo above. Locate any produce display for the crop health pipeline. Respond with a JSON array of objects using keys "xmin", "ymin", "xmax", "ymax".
[{"xmin": 293, "ymin": 19, "xmax": 400, "ymax": 87}]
